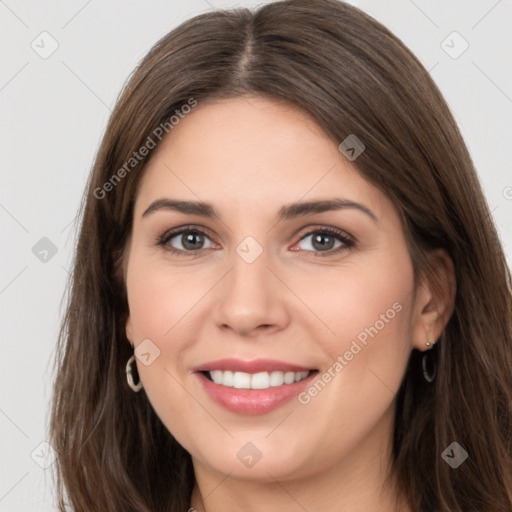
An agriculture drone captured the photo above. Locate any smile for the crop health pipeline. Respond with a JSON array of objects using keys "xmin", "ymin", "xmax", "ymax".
[{"xmin": 193, "ymin": 358, "xmax": 319, "ymax": 414}]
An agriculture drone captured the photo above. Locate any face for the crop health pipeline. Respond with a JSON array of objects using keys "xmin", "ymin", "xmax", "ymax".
[{"xmin": 124, "ymin": 96, "xmax": 419, "ymax": 482}]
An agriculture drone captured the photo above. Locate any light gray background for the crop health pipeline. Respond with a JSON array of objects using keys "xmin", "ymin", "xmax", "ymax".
[{"xmin": 1, "ymin": 0, "xmax": 511, "ymax": 510}]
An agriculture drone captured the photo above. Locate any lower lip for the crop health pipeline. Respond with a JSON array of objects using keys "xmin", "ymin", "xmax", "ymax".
[{"xmin": 195, "ymin": 371, "xmax": 317, "ymax": 415}]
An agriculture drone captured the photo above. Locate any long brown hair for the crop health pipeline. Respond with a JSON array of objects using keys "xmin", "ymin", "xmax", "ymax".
[{"xmin": 49, "ymin": 1, "xmax": 512, "ymax": 510}]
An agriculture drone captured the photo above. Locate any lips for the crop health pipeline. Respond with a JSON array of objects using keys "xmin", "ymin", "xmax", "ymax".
[
  {"xmin": 193, "ymin": 358, "xmax": 316, "ymax": 374},
  {"xmin": 192, "ymin": 358, "xmax": 319, "ymax": 415}
]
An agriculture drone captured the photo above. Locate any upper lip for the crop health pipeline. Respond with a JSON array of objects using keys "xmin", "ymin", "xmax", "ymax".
[{"xmin": 193, "ymin": 358, "xmax": 316, "ymax": 374}]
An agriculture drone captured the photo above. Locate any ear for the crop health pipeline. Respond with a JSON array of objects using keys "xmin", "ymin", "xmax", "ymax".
[{"xmin": 411, "ymin": 248, "xmax": 456, "ymax": 351}]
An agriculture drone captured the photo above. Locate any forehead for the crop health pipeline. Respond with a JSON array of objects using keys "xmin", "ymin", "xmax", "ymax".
[{"xmin": 133, "ymin": 96, "xmax": 390, "ymax": 222}]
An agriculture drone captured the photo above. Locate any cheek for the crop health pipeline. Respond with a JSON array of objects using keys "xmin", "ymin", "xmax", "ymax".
[
  {"xmin": 289, "ymin": 256, "xmax": 413, "ymax": 470},
  {"xmin": 308, "ymin": 247, "xmax": 414, "ymax": 403},
  {"xmin": 125, "ymin": 251, "xmax": 221, "ymax": 410},
  {"xmin": 125, "ymin": 252, "xmax": 208, "ymax": 432},
  {"xmin": 126, "ymin": 251, "xmax": 206, "ymax": 343},
  {"xmin": 307, "ymin": 255, "xmax": 413, "ymax": 356}
]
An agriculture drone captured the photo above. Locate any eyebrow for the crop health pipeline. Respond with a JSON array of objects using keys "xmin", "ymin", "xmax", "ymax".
[{"xmin": 142, "ymin": 198, "xmax": 378, "ymax": 224}]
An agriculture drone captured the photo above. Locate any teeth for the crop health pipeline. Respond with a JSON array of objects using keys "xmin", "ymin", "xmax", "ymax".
[
  {"xmin": 233, "ymin": 371, "xmax": 251, "ymax": 389},
  {"xmin": 251, "ymin": 372, "xmax": 270, "ymax": 389},
  {"xmin": 208, "ymin": 370, "xmax": 310, "ymax": 389}
]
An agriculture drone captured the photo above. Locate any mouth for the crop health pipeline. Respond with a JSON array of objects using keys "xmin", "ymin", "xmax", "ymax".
[{"xmin": 192, "ymin": 358, "xmax": 319, "ymax": 414}]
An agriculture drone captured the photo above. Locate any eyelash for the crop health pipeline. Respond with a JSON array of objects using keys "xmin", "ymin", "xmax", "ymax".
[{"xmin": 156, "ymin": 224, "xmax": 356, "ymax": 258}]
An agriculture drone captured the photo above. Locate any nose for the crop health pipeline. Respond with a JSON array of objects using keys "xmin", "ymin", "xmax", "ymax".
[{"xmin": 212, "ymin": 246, "xmax": 290, "ymax": 338}]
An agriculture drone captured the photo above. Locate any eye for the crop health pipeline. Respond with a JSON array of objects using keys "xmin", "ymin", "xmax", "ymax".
[
  {"xmin": 156, "ymin": 225, "xmax": 355, "ymax": 257},
  {"xmin": 291, "ymin": 227, "xmax": 355, "ymax": 257},
  {"xmin": 157, "ymin": 226, "xmax": 217, "ymax": 256}
]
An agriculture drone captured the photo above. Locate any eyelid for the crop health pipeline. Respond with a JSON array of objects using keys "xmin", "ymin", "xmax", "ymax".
[{"xmin": 295, "ymin": 224, "xmax": 355, "ymax": 242}]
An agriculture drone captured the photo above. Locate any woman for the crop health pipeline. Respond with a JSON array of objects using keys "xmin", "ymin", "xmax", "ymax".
[{"xmin": 49, "ymin": 0, "xmax": 512, "ymax": 510}]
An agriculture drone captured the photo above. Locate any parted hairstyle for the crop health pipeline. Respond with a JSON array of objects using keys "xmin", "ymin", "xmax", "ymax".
[{"xmin": 49, "ymin": 1, "xmax": 512, "ymax": 510}]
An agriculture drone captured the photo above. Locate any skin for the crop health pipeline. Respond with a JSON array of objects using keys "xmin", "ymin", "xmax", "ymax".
[{"xmin": 124, "ymin": 96, "xmax": 455, "ymax": 512}]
